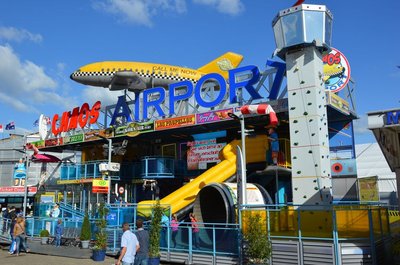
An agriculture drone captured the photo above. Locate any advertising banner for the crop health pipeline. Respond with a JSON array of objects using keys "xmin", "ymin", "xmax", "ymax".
[
  {"xmin": 45, "ymin": 138, "xmax": 58, "ymax": 147},
  {"xmin": 196, "ymin": 108, "xmax": 233, "ymax": 124},
  {"xmin": 63, "ymin": 133, "xmax": 84, "ymax": 144},
  {"xmin": 155, "ymin": 115, "xmax": 195, "ymax": 131},
  {"xmin": 0, "ymin": 186, "xmax": 37, "ymax": 193},
  {"xmin": 187, "ymin": 139, "xmax": 226, "ymax": 170},
  {"xmin": 84, "ymin": 129, "xmax": 114, "ymax": 141},
  {"xmin": 323, "ymin": 48, "xmax": 351, "ymax": 93},
  {"xmin": 327, "ymin": 92, "xmax": 350, "ymax": 115},
  {"xmin": 115, "ymin": 121, "xmax": 154, "ymax": 136}
]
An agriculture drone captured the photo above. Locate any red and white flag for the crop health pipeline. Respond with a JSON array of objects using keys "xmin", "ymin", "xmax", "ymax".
[{"xmin": 0, "ymin": 124, "xmax": 3, "ymax": 133}]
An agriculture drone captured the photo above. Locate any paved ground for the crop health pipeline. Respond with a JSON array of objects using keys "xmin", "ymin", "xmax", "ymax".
[
  {"xmin": 0, "ymin": 248, "xmax": 117, "ymax": 265},
  {"xmin": 1, "ymin": 238, "xmax": 172, "ymax": 265}
]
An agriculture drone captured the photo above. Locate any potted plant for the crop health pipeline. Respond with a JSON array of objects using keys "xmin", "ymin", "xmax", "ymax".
[
  {"xmin": 243, "ymin": 212, "xmax": 271, "ymax": 265},
  {"xmin": 92, "ymin": 203, "xmax": 108, "ymax": 262},
  {"xmin": 80, "ymin": 212, "xmax": 91, "ymax": 249},
  {"xmin": 39, "ymin": 229, "xmax": 50, "ymax": 245},
  {"xmin": 148, "ymin": 200, "xmax": 163, "ymax": 265}
]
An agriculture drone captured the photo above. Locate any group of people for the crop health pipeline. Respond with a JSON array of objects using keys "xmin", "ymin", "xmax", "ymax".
[
  {"xmin": 1, "ymin": 206, "xmax": 30, "ymax": 256},
  {"xmin": 116, "ymin": 212, "xmax": 200, "ymax": 265}
]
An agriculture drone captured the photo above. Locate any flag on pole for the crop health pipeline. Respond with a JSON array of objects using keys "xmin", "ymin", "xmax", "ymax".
[
  {"xmin": 44, "ymin": 116, "xmax": 51, "ymax": 125},
  {"xmin": 5, "ymin": 122, "xmax": 15, "ymax": 130},
  {"xmin": 33, "ymin": 119, "xmax": 39, "ymax": 126},
  {"xmin": 0, "ymin": 124, "xmax": 3, "ymax": 133}
]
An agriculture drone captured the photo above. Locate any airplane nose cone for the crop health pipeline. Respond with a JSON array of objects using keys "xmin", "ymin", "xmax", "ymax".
[{"xmin": 70, "ymin": 72, "xmax": 75, "ymax": 80}]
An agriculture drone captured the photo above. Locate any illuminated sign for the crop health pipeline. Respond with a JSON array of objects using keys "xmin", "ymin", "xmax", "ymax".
[
  {"xmin": 155, "ymin": 115, "xmax": 196, "ymax": 130},
  {"xmin": 323, "ymin": 48, "xmax": 351, "ymax": 93},
  {"xmin": 110, "ymin": 63, "xmax": 285, "ymax": 126},
  {"xmin": 0, "ymin": 186, "xmax": 37, "ymax": 193},
  {"xmin": 52, "ymin": 101, "xmax": 101, "ymax": 136}
]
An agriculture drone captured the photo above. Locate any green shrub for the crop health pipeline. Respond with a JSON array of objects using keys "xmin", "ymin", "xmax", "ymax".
[
  {"xmin": 94, "ymin": 203, "xmax": 108, "ymax": 250},
  {"xmin": 80, "ymin": 213, "xmax": 91, "ymax": 241},
  {"xmin": 149, "ymin": 200, "xmax": 163, "ymax": 258},
  {"xmin": 40, "ymin": 229, "xmax": 50, "ymax": 237},
  {"xmin": 243, "ymin": 212, "xmax": 271, "ymax": 264}
]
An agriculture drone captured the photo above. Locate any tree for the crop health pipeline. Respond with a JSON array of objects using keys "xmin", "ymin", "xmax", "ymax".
[{"xmin": 149, "ymin": 200, "xmax": 163, "ymax": 258}]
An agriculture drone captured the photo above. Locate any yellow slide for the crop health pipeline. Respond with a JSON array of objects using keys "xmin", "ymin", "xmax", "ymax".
[{"xmin": 138, "ymin": 135, "xmax": 268, "ymax": 216}]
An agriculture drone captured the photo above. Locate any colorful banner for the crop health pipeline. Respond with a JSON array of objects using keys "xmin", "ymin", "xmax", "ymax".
[
  {"xmin": 63, "ymin": 133, "xmax": 84, "ymax": 144},
  {"xmin": 187, "ymin": 139, "xmax": 226, "ymax": 170},
  {"xmin": 327, "ymin": 92, "xmax": 350, "ymax": 115},
  {"xmin": 32, "ymin": 140, "xmax": 45, "ymax": 148},
  {"xmin": 0, "ymin": 186, "xmax": 37, "ymax": 193},
  {"xmin": 13, "ymin": 161, "xmax": 26, "ymax": 179},
  {"xmin": 57, "ymin": 178, "xmax": 96, "ymax": 185},
  {"xmin": 115, "ymin": 121, "xmax": 154, "ymax": 136},
  {"xmin": 323, "ymin": 48, "xmax": 351, "ymax": 93},
  {"xmin": 155, "ymin": 115, "xmax": 195, "ymax": 131},
  {"xmin": 45, "ymin": 138, "xmax": 58, "ymax": 147},
  {"xmin": 196, "ymin": 108, "xmax": 233, "ymax": 124},
  {"xmin": 84, "ymin": 129, "xmax": 114, "ymax": 141}
]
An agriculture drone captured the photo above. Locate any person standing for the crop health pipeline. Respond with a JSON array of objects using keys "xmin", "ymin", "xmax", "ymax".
[
  {"xmin": 267, "ymin": 126, "xmax": 279, "ymax": 166},
  {"xmin": 13, "ymin": 217, "xmax": 30, "ymax": 255},
  {"xmin": 8, "ymin": 206, "xmax": 17, "ymax": 254},
  {"xmin": 134, "ymin": 219, "xmax": 149, "ymax": 265},
  {"xmin": 170, "ymin": 214, "xmax": 179, "ymax": 248},
  {"xmin": 116, "ymin": 222, "xmax": 139, "ymax": 265},
  {"xmin": 2, "ymin": 206, "xmax": 8, "ymax": 234},
  {"xmin": 55, "ymin": 219, "xmax": 63, "ymax": 247},
  {"xmin": 189, "ymin": 213, "xmax": 199, "ymax": 249}
]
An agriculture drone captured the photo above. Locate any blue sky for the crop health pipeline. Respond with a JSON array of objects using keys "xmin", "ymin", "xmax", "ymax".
[{"xmin": 0, "ymin": 0, "xmax": 399, "ymax": 144}]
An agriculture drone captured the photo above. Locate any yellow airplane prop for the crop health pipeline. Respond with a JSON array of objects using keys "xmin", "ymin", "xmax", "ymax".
[{"xmin": 70, "ymin": 52, "xmax": 243, "ymax": 91}]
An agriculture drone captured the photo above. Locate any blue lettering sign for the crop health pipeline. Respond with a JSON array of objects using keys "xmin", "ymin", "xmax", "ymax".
[
  {"xmin": 266, "ymin": 60, "xmax": 286, "ymax": 100},
  {"xmin": 386, "ymin": 111, "xmax": 400, "ymax": 125},
  {"xmin": 110, "ymin": 95, "xmax": 132, "ymax": 125},
  {"xmin": 228, "ymin": 65, "xmax": 261, "ymax": 103},
  {"xmin": 109, "ymin": 61, "xmax": 286, "ymax": 126},
  {"xmin": 195, "ymin": 73, "xmax": 226, "ymax": 108},
  {"xmin": 143, "ymin": 87, "xmax": 165, "ymax": 120},
  {"xmin": 169, "ymin": 81, "xmax": 193, "ymax": 115}
]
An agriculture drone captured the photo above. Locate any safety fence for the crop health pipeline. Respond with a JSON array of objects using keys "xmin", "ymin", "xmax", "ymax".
[{"xmin": 0, "ymin": 203, "xmax": 397, "ymax": 265}]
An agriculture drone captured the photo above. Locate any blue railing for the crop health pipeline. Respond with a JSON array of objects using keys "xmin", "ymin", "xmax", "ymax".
[
  {"xmin": 60, "ymin": 160, "xmax": 106, "ymax": 180},
  {"xmin": 60, "ymin": 158, "xmax": 187, "ymax": 180},
  {"xmin": 141, "ymin": 156, "xmax": 175, "ymax": 178}
]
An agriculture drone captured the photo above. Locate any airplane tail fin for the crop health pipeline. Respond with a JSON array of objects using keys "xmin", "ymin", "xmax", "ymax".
[{"xmin": 197, "ymin": 52, "xmax": 243, "ymax": 79}]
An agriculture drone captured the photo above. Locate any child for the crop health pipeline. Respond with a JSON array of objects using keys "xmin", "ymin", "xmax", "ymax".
[{"xmin": 55, "ymin": 219, "xmax": 63, "ymax": 247}]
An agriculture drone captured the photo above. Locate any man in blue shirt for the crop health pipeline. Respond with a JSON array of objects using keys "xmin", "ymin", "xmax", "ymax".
[
  {"xmin": 267, "ymin": 127, "xmax": 279, "ymax": 166},
  {"xmin": 116, "ymin": 223, "xmax": 139, "ymax": 265}
]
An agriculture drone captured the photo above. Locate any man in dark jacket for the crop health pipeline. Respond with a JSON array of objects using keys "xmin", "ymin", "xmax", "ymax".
[{"xmin": 134, "ymin": 219, "xmax": 149, "ymax": 265}]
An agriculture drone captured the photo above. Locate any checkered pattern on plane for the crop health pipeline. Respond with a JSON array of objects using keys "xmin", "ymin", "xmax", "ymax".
[{"xmin": 72, "ymin": 71, "xmax": 198, "ymax": 83}]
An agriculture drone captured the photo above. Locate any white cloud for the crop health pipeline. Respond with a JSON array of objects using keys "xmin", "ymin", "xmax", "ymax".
[
  {"xmin": 93, "ymin": 0, "xmax": 187, "ymax": 27},
  {"xmin": 81, "ymin": 86, "xmax": 125, "ymax": 109},
  {"xmin": 0, "ymin": 45, "xmax": 70, "ymax": 113},
  {"xmin": 0, "ymin": 26, "xmax": 43, "ymax": 43},
  {"xmin": 353, "ymin": 114, "xmax": 369, "ymax": 135},
  {"xmin": 193, "ymin": 0, "xmax": 244, "ymax": 15}
]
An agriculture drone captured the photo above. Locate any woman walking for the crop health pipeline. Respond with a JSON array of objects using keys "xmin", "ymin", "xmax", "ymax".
[{"xmin": 13, "ymin": 217, "xmax": 30, "ymax": 255}]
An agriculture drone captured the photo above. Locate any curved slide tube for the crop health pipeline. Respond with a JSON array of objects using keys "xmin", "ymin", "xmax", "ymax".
[{"xmin": 138, "ymin": 135, "xmax": 268, "ymax": 217}]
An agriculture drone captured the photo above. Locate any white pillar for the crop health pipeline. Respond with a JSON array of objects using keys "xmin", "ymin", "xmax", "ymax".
[{"xmin": 286, "ymin": 46, "xmax": 332, "ymax": 206}]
